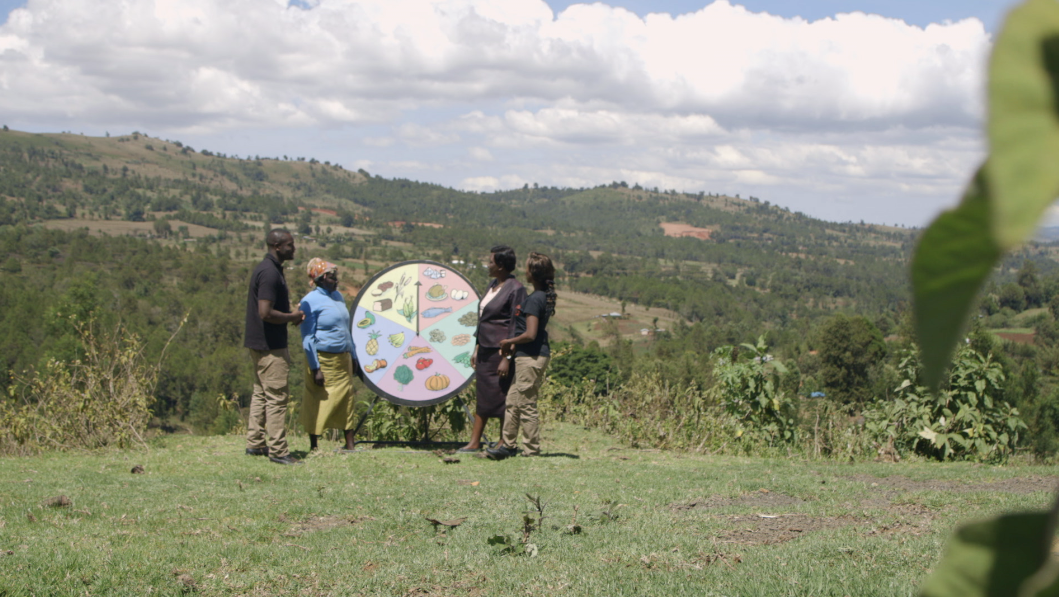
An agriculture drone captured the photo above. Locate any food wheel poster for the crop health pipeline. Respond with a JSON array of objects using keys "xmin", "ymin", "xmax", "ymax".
[{"xmin": 350, "ymin": 261, "xmax": 480, "ymax": 407}]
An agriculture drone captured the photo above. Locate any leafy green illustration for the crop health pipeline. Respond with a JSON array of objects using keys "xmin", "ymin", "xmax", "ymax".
[{"xmin": 394, "ymin": 365, "xmax": 413, "ymax": 390}]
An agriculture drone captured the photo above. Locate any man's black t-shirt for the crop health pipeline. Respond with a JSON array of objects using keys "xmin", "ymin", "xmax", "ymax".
[
  {"xmin": 513, "ymin": 290, "xmax": 551, "ymax": 358},
  {"xmin": 244, "ymin": 254, "xmax": 290, "ymax": 351}
]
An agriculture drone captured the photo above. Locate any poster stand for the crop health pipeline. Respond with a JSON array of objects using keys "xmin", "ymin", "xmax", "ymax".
[
  {"xmin": 346, "ymin": 393, "xmax": 489, "ymax": 449},
  {"xmin": 343, "ymin": 260, "xmax": 487, "ymax": 451}
]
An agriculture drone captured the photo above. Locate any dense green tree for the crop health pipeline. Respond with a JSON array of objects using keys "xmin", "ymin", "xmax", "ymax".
[
  {"xmin": 153, "ymin": 218, "xmax": 172, "ymax": 238},
  {"xmin": 1017, "ymin": 260, "xmax": 1042, "ymax": 307},
  {"xmin": 998, "ymin": 282, "xmax": 1027, "ymax": 311},
  {"xmin": 815, "ymin": 314, "xmax": 886, "ymax": 406},
  {"xmin": 548, "ymin": 342, "xmax": 614, "ymax": 395}
]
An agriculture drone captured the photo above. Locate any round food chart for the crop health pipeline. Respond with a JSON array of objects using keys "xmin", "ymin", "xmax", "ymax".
[{"xmin": 350, "ymin": 260, "xmax": 480, "ymax": 407}]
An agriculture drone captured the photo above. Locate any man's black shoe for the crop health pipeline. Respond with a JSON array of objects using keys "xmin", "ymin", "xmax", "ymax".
[
  {"xmin": 485, "ymin": 445, "xmax": 516, "ymax": 460},
  {"xmin": 245, "ymin": 447, "xmax": 269, "ymax": 456},
  {"xmin": 269, "ymin": 455, "xmax": 303, "ymax": 465}
]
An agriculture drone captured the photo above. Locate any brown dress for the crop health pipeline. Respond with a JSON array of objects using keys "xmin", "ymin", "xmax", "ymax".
[{"xmin": 474, "ymin": 278, "xmax": 526, "ymax": 418}]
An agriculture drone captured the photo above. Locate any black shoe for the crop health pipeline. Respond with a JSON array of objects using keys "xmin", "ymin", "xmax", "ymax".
[
  {"xmin": 269, "ymin": 455, "xmax": 303, "ymax": 465},
  {"xmin": 486, "ymin": 445, "xmax": 516, "ymax": 460},
  {"xmin": 245, "ymin": 447, "xmax": 269, "ymax": 456}
]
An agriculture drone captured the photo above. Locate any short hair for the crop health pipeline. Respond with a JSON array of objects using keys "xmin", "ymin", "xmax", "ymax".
[
  {"xmin": 490, "ymin": 245, "xmax": 517, "ymax": 273},
  {"xmin": 266, "ymin": 228, "xmax": 292, "ymax": 247}
]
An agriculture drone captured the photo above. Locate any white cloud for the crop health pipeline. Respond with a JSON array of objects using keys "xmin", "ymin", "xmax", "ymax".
[
  {"xmin": 0, "ymin": 0, "xmax": 994, "ymax": 224},
  {"xmin": 459, "ymin": 175, "xmax": 500, "ymax": 191},
  {"xmin": 363, "ymin": 136, "xmax": 396, "ymax": 147},
  {"xmin": 395, "ymin": 122, "xmax": 460, "ymax": 146},
  {"xmin": 468, "ymin": 146, "xmax": 493, "ymax": 160},
  {"xmin": 0, "ymin": 0, "xmax": 989, "ymax": 129}
]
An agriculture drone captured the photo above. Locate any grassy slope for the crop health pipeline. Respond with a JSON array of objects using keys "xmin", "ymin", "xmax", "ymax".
[
  {"xmin": 2, "ymin": 423, "xmax": 1055, "ymax": 596},
  {"xmin": 2, "ymin": 130, "xmax": 368, "ymax": 200}
]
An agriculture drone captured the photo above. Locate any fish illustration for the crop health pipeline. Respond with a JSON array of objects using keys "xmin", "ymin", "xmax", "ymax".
[{"xmin": 422, "ymin": 307, "xmax": 453, "ymax": 318}]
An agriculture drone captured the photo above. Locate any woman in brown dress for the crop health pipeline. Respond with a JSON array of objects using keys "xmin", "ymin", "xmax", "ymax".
[{"xmin": 459, "ymin": 245, "xmax": 525, "ymax": 452}]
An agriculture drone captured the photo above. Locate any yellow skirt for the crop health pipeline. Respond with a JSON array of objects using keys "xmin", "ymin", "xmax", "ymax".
[{"xmin": 301, "ymin": 351, "xmax": 358, "ymax": 435}]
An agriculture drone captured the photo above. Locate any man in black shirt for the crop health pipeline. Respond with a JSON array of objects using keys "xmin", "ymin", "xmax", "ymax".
[{"xmin": 244, "ymin": 229, "xmax": 304, "ymax": 465}]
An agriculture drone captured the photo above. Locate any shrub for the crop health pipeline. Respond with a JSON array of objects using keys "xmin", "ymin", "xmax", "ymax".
[
  {"xmin": 0, "ymin": 316, "xmax": 183, "ymax": 455},
  {"xmin": 359, "ymin": 397, "xmax": 469, "ymax": 442},
  {"xmin": 1027, "ymin": 386, "xmax": 1059, "ymax": 460},
  {"xmin": 541, "ymin": 369, "xmax": 738, "ymax": 452},
  {"xmin": 547, "ymin": 342, "xmax": 613, "ymax": 395},
  {"xmin": 864, "ymin": 346, "xmax": 1026, "ymax": 462},
  {"xmin": 712, "ymin": 335, "xmax": 798, "ymax": 446}
]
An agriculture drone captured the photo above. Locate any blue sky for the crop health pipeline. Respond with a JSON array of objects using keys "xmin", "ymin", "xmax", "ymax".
[
  {"xmin": 0, "ymin": 0, "xmax": 1017, "ymax": 30},
  {"xmin": 548, "ymin": 0, "xmax": 1013, "ymax": 30},
  {"xmin": 0, "ymin": 1, "xmax": 1024, "ymax": 226}
]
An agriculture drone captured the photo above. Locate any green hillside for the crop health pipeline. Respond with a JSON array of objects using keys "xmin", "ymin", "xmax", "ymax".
[
  {"xmin": 5, "ymin": 128, "xmax": 1059, "ymax": 459},
  {"xmin": 0, "ymin": 128, "xmax": 919, "ymax": 322}
]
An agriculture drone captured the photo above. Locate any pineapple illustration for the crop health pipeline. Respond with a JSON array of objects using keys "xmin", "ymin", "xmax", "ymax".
[{"xmin": 366, "ymin": 330, "xmax": 381, "ymax": 356}]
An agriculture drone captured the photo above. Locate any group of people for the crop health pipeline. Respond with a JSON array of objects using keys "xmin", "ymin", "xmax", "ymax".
[
  {"xmin": 242, "ymin": 229, "xmax": 555, "ymax": 465},
  {"xmin": 461, "ymin": 245, "xmax": 556, "ymax": 459}
]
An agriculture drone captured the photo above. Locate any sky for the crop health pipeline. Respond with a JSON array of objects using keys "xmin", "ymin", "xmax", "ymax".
[{"xmin": 0, "ymin": 0, "xmax": 1026, "ymax": 227}]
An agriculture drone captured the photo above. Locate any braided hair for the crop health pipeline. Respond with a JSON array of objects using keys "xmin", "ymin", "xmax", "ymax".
[{"xmin": 526, "ymin": 252, "xmax": 557, "ymax": 316}]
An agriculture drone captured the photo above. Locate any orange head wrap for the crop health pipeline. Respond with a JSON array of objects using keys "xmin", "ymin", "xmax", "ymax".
[{"xmin": 306, "ymin": 258, "xmax": 338, "ymax": 283}]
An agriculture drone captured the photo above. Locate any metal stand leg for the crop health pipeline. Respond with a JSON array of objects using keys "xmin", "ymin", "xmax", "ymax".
[
  {"xmin": 348, "ymin": 393, "xmax": 470, "ymax": 450},
  {"xmin": 459, "ymin": 396, "xmax": 489, "ymax": 445},
  {"xmin": 348, "ymin": 394, "xmax": 380, "ymax": 444}
]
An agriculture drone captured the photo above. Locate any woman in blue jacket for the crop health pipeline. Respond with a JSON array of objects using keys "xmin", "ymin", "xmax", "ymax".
[{"xmin": 299, "ymin": 258, "xmax": 357, "ymax": 452}]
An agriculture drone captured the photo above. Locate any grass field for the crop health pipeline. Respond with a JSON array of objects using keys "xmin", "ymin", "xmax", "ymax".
[
  {"xmin": 551, "ymin": 291, "xmax": 682, "ymax": 347},
  {"xmin": 991, "ymin": 328, "xmax": 1035, "ymax": 335},
  {"xmin": 2, "ymin": 423, "xmax": 1057, "ymax": 596}
]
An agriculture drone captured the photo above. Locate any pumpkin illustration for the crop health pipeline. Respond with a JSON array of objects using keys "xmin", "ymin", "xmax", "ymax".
[{"xmin": 425, "ymin": 373, "xmax": 450, "ymax": 391}]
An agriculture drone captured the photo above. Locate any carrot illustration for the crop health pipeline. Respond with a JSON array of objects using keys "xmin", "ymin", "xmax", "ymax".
[{"xmin": 402, "ymin": 346, "xmax": 432, "ymax": 359}]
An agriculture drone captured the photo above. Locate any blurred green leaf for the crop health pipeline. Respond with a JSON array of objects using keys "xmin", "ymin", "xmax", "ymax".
[
  {"xmin": 987, "ymin": 0, "xmax": 1059, "ymax": 250},
  {"xmin": 912, "ymin": 167, "xmax": 1001, "ymax": 389},
  {"xmin": 919, "ymin": 512, "xmax": 1052, "ymax": 597}
]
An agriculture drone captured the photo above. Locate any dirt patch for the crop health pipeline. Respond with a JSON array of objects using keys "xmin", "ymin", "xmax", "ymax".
[
  {"xmin": 844, "ymin": 474, "xmax": 1059, "ymax": 495},
  {"xmin": 283, "ymin": 514, "xmax": 373, "ymax": 536},
  {"xmin": 672, "ymin": 490, "xmax": 805, "ymax": 511},
  {"xmin": 862, "ymin": 503, "xmax": 937, "ymax": 537},
  {"xmin": 660, "ymin": 222, "xmax": 712, "ymax": 240},
  {"xmin": 996, "ymin": 332, "xmax": 1035, "ymax": 344},
  {"xmin": 43, "ymin": 217, "xmax": 221, "ymax": 238},
  {"xmin": 400, "ymin": 579, "xmax": 486, "ymax": 597},
  {"xmin": 298, "ymin": 206, "xmax": 338, "ymax": 216},
  {"xmin": 388, "ymin": 221, "xmax": 444, "ymax": 229},
  {"xmin": 715, "ymin": 514, "xmax": 860, "ymax": 546}
]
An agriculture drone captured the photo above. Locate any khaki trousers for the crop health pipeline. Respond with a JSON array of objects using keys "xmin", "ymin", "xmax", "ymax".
[
  {"xmin": 247, "ymin": 348, "xmax": 291, "ymax": 458},
  {"xmin": 501, "ymin": 354, "xmax": 550, "ymax": 456}
]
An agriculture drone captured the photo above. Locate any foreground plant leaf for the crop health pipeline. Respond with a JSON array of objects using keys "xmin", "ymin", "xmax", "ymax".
[
  {"xmin": 912, "ymin": 167, "xmax": 1001, "ymax": 389},
  {"xmin": 919, "ymin": 512, "xmax": 1053, "ymax": 597},
  {"xmin": 987, "ymin": 0, "xmax": 1059, "ymax": 250},
  {"xmin": 914, "ymin": 0, "xmax": 1059, "ymax": 388}
]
